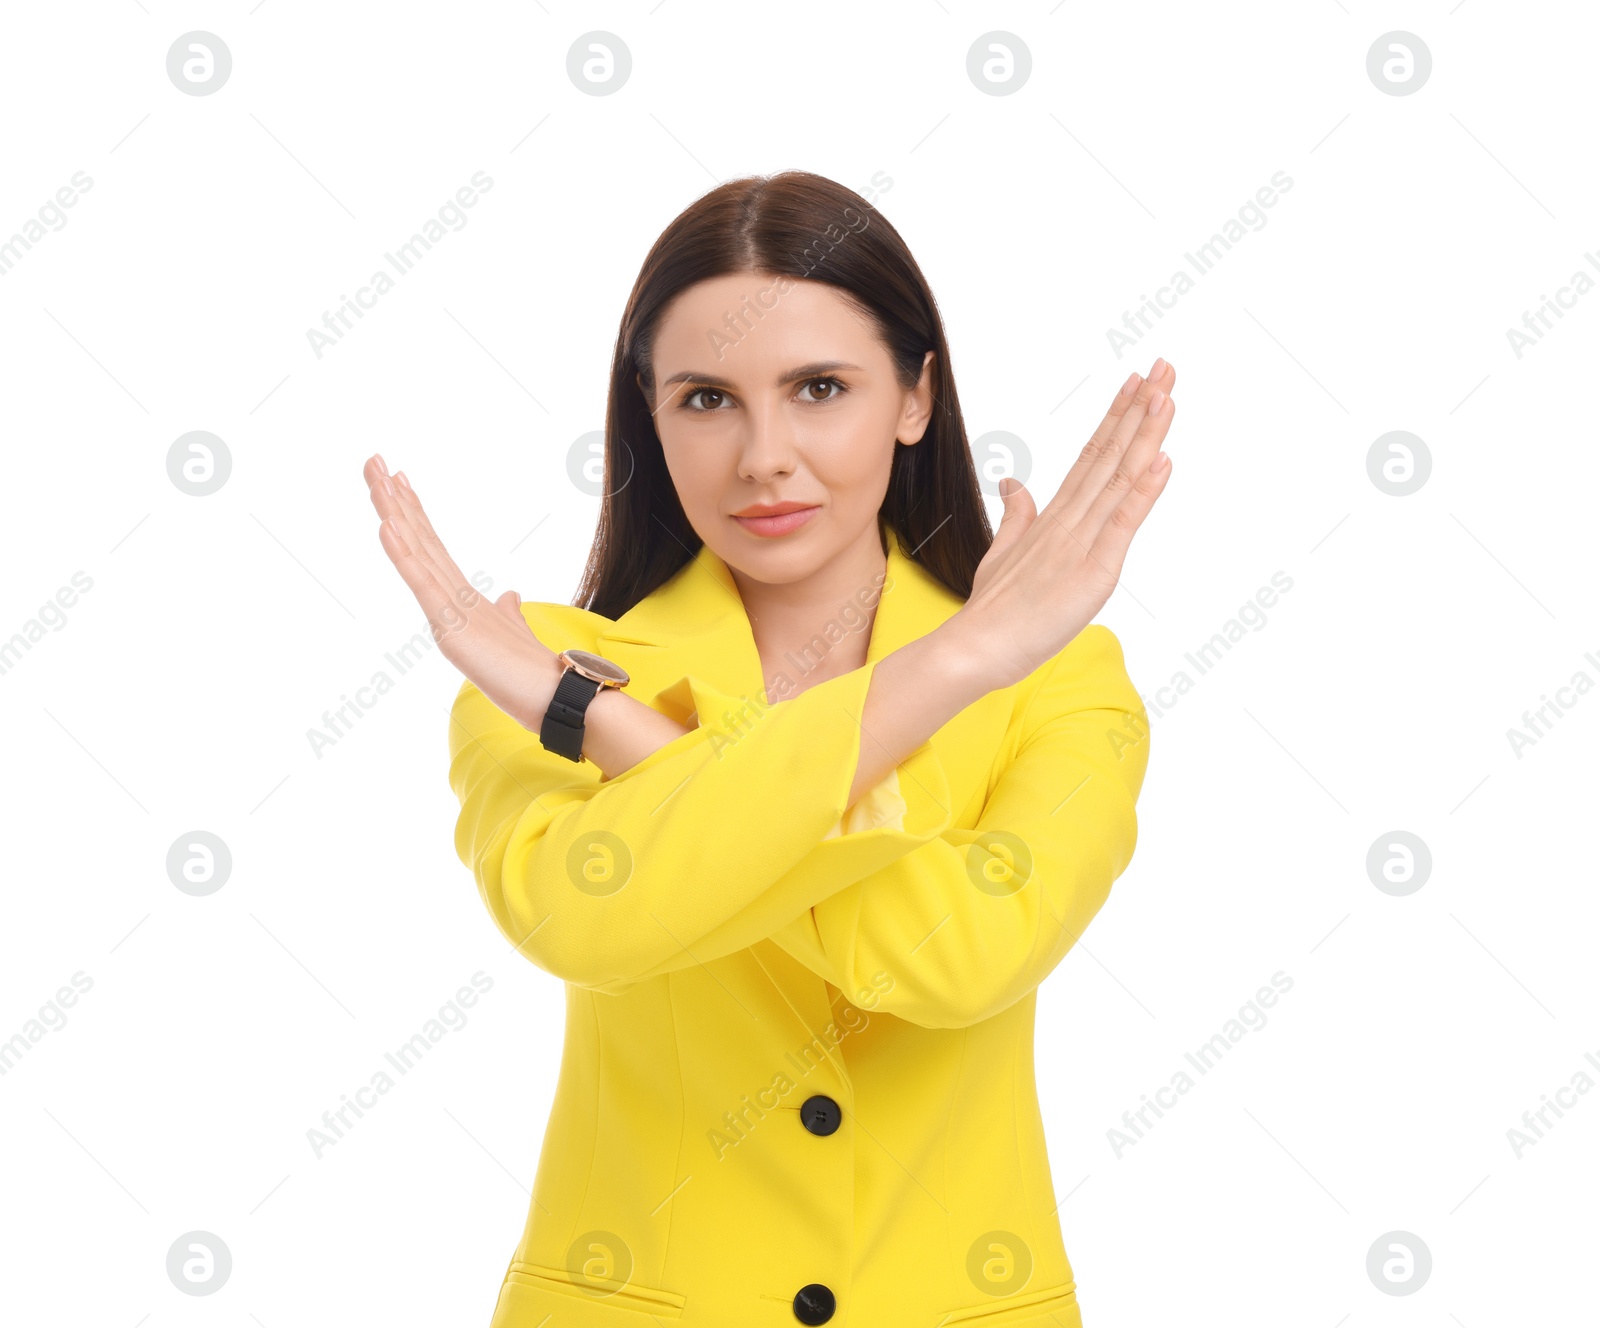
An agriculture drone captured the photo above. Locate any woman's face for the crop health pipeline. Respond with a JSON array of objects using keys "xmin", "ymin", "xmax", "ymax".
[{"xmin": 641, "ymin": 270, "xmax": 935, "ymax": 584}]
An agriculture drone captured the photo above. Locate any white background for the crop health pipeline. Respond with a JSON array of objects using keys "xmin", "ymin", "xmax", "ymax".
[{"xmin": 1, "ymin": 2, "xmax": 1593, "ymax": 1324}]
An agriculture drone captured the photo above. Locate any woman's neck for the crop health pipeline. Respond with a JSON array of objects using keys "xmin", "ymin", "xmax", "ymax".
[{"xmin": 726, "ymin": 526, "xmax": 888, "ymax": 702}]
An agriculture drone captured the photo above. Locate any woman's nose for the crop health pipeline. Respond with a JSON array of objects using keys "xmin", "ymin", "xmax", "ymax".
[{"xmin": 736, "ymin": 400, "xmax": 798, "ymax": 479}]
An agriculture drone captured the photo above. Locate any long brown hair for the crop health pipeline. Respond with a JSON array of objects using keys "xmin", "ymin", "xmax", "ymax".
[{"xmin": 574, "ymin": 169, "xmax": 993, "ymax": 621}]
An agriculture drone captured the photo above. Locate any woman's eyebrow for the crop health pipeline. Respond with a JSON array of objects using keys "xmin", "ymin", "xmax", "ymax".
[{"xmin": 659, "ymin": 360, "xmax": 862, "ymax": 389}]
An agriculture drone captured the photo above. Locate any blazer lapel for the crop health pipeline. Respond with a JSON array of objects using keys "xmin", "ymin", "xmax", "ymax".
[{"xmin": 593, "ymin": 530, "xmax": 968, "ymax": 724}]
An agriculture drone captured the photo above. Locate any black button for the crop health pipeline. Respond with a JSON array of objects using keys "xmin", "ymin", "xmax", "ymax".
[
  {"xmin": 793, "ymin": 1282, "xmax": 835, "ymax": 1324},
  {"xmin": 800, "ymin": 1094, "xmax": 841, "ymax": 1136}
]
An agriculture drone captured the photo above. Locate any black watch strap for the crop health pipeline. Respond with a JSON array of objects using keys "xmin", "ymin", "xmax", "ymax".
[{"xmin": 539, "ymin": 667, "xmax": 604, "ymax": 761}]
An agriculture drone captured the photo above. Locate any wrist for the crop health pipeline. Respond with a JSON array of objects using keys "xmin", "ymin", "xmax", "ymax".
[
  {"xmin": 923, "ymin": 612, "xmax": 1011, "ymax": 699},
  {"xmin": 518, "ymin": 646, "xmax": 569, "ymax": 731}
]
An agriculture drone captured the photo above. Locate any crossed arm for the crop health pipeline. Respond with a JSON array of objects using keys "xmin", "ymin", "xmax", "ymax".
[{"xmin": 448, "ymin": 621, "xmax": 1149, "ymax": 1028}]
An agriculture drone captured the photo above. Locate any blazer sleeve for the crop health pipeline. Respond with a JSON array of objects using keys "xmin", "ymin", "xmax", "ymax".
[
  {"xmin": 447, "ymin": 610, "xmax": 963, "ymax": 995},
  {"xmin": 764, "ymin": 624, "xmax": 1151, "ymax": 1029}
]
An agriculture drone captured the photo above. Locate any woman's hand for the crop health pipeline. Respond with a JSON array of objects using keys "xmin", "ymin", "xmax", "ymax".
[
  {"xmin": 364, "ymin": 454, "xmax": 562, "ymax": 731},
  {"xmin": 952, "ymin": 358, "xmax": 1176, "ymax": 691}
]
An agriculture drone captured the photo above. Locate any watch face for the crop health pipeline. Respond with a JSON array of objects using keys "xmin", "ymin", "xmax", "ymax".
[{"xmin": 562, "ymin": 649, "xmax": 630, "ymax": 686}]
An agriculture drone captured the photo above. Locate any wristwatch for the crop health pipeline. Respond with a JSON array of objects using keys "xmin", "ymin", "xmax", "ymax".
[{"xmin": 539, "ymin": 648, "xmax": 631, "ymax": 761}]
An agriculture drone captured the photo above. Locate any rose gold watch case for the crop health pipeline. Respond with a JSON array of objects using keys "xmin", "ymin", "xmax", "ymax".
[{"xmin": 558, "ymin": 648, "xmax": 630, "ymax": 688}]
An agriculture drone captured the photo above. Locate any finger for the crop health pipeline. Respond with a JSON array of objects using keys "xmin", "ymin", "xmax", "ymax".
[
  {"xmin": 1081, "ymin": 392, "xmax": 1176, "ymax": 542},
  {"xmin": 989, "ymin": 475, "xmax": 1037, "ymax": 557},
  {"xmin": 376, "ymin": 511, "xmax": 452, "ymax": 620},
  {"xmin": 365, "ymin": 457, "xmax": 398, "ymax": 515},
  {"xmin": 367, "ymin": 466, "xmax": 419, "ymax": 547},
  {"xmin": 1096, "ymin": 358, "xmax": 1174, "ymax": 466},
  {"xmin": 369, "ymin": 465, "xmax": 468, "ymax": 621},
  {"xmin": 494, "ymin": 588, "xmax": 527, "ymax": 627},
  {"xmin": 1084, "ymin": 359, "xmax": 1174, "ymax": 458},
  {"xmin": 387, "ymin": 471, "xmax": 480, "ymax": 612},
  {"xmin": 368, "ymin": 471, "xmax": 444, "ymax": 598},
  {"xmin": 1046, "ymin": 357, "xmax": 1174, "ymax": 522},
  {"xmin": 1084, "ymin": 446, "xmax": 1174, "ymax": 586}
]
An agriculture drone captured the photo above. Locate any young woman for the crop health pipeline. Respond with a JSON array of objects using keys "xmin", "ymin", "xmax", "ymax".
[{"xmin": 366, "ymin": 170, "xmax": 1175, "ymax": 1327}]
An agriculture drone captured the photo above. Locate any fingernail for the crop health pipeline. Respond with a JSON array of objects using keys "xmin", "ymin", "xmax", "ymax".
[
  {"xmin": 374, "ymin": 453, "xmax": 387, "ymax": 472},
  {"xmin": 396, "ymin": 471, "xmax": 412, "ymax": 490},
  {"xmin": 1120, "ymin": 372, "xmax": 1141, "ymax": 397},
  {"xmin": 1149, "ymin": 450, "xmax": 1170, "ymax": 472},
  {"xmin": 1146, "ymin": 389, "xmax": 1166, "ymax": 417},
  {"xmin": 382, "ymin": 476, "xmax": 394, "ymax": 496},
  {"xmin": 1149, "ymin": 357, "xmax": 1166, "ymax": 378}
]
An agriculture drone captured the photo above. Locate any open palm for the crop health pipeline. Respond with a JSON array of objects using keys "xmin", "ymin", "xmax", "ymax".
[
  {"xmin": 963, "ymin": 359, "xmax": 1176, "ymax": 689},
  {"xmin": 363, "ymin": 454, "xmax": 557, "ymax": 730}
]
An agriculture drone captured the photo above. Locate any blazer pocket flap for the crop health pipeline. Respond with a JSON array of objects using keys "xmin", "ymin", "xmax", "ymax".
[
  {"xmin": 938, "ymin": 1280, "xmax": 1079, "ymax": 1326},
  {"xmin": 505, "ymin": 1260, "xmax": 687, "ymax": 1318}
]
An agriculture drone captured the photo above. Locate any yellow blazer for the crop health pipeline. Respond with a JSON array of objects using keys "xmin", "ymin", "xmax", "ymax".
[{"xmin": 448, "ymin": 530, "xmax": 1151, "ymax": 1328}]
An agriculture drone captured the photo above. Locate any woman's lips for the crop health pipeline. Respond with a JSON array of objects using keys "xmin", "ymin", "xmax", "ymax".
[{"xmin": 732, "ymin": 506, "xmax": 820, "ymax": 537}]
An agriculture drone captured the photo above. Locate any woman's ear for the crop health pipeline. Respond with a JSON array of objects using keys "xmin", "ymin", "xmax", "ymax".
[{"xmin": 897, "ymin": 349, "xmax": 937, "ymax": 446}]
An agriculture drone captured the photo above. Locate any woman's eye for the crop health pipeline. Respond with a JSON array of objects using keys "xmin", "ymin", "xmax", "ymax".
[
  {"xmin": 802, "ymin": 377, "xmax": 846, "ymax": 402},
  {"xmin": 682, "ymin": 388, "xmax": 727, "ymax": 412}
]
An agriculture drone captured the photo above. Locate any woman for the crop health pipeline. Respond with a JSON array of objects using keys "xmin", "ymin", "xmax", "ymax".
[{"xmin": 366, "ymin": 170, "xmax": 1175, "ymax": 1327}]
